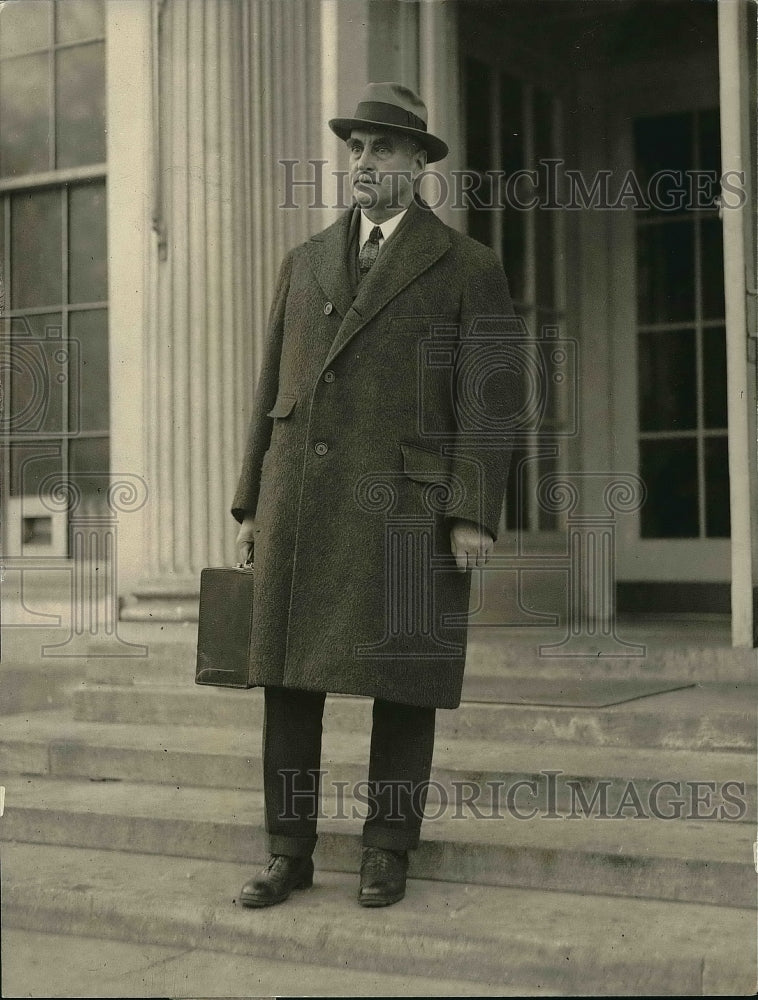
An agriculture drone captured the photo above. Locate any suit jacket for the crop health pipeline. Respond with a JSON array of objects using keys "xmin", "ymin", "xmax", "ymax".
[{"xmin": 232, "ymin": 198, "xmax": 519, "ymax": 708}]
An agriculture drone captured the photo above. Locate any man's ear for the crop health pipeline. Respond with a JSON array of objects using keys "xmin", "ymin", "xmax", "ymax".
[{"xmin": 414, "ymin": 148, "xmax": 428, "ymax": 176}]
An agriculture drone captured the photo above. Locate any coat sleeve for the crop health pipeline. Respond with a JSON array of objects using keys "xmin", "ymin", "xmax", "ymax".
[
  {"xmin": 447, "ymin": 246, "xmax": 519, "ymax": 542},
  {"xmin": 231, "ymin": 250, "xmax": 295, "ymax": 523}
]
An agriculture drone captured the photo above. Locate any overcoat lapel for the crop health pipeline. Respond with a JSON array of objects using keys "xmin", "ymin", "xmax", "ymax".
[
  {"xmin": 307, "ymin": 200, "xmax": 452, "ymax": 369},
  {"xmin": 305, "ymin": 210, "xmax": 355, "ymax": 322}
]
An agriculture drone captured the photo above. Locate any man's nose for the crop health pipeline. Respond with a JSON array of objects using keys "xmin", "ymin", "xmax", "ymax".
[{"xmin": 356, "ymin": 147, "xmax": 375, "ymax": 171}]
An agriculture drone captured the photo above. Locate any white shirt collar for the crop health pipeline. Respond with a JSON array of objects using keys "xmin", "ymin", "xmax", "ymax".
[{"xmin": 359, "ymin": 207, "xmax": 408, "ymax": 250}]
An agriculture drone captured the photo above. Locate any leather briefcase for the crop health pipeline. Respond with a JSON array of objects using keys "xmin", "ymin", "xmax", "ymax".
[{"xmin": 195, "ymin": 561, "xmax": 255, "ymax": 688}]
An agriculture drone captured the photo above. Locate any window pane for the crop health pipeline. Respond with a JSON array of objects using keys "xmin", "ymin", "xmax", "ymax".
[
  {"xmin": 634, "ymin": 113, "xmax": 692, "ymax": 216},
  {"xmin": 11, "ymin": 189, "xmax": 62, "ymax": 308},
  {"xmin": 69, "ymin": 182, "xmax": 107, "ymax": 302},
  {"xmin": 703, "ymin": 326, "xmax": 728, "ymax": 429},
  {"xmin": 465, "ymin": 58, "xmax": 492, "ymax": 249},
  {"xmin": 505, "ymin": 446, "xmax": 529, "ymax": 532},
  {"xmin": 638, "ymin": 329, "xmax": 696, "ymax": 431},
  {"xmin": 68, "ymin": 308, "xmax": 108, "ymax": 432},
  {"xmin": 9, "ymin": 440, "xmax": 63, "ymax": 497},
  {"xmin": 69, "ymin": 436, "xmax": 109, "ymax": 513},
  {"xmin": 640, "ymin": 438, "xmax": 698, "ymax": 538},
  {"xmin": 0, "ymin": 52, "xmax": 52, "ymax": 177},
  {"xmin": 700, "ymin": 216, "xmax": 725, "ymax": 319},
  {"xmin": 533, "ymin": 89, "xmax": 555, "ymax": 307},
  {"xmin": 55, "ymin": 0, "xmax": 104, "ymax": 44},
  {"xmin": 698, "ymin": 108, "xmax": 721, "ymax": 176},
  {"xmin": 467, "ymin": 173, "xmax": 492, "ymax": 250},
  {"xmin": 535, "ymin": 202, "xmax": 554, "ymax": 307},
  {"xmin": 537, "ymin": 452, "xmax": 558, "ymax": 532},
  {"xmin": 501, "ymin": 208, "xmax": 524, "ymax": 304},
  {"xmin": 465, "ymin": 57, "xmax": 492, "ymax": 171},
  {"xmin": 533, "ymin": 89, "xmax": 553, "ymax": 162},
  {"xmin": 637, "ymin": 221, "xmax": 695, "ymax": 324},
  {"xmin": 705, "ymin": 436, "xmax": 730, "ymax": 537},
  {"xmin": 55, "ymin": 41, "xmax": 106, "ymax": 168},
  {"xmin": 536, "ymin": 311, "xmax": 563, "ymax": 427},
  {"xmin": 0, "ymin": 0, "xmax": 52, "ymax": 57},
  {"xmin": 499, "ymin": 74, "xmax": 524, "ymax": 297},
  {"xmin": 500, "ymin": 73, "xmax": 523, "ymax": 176},
  {"xmin": 635, "ymin": 113, "xmax": 692, "ymax": 179},
  {"xmin": 6, "ymin": 313, "xmax": 64, "ymax": 435}
]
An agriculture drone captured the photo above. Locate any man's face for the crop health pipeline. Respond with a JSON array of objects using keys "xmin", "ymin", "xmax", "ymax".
[{"xmin": 347, "ymin": 128, "xmax": 427, "ymax": 216}]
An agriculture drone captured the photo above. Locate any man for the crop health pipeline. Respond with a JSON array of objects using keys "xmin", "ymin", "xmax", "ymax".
[{"xmin": 232, "ymin": 82, "xmax": 515, "ymax": 908}]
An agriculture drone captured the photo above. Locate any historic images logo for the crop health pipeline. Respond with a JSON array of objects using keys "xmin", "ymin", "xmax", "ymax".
[
  {"xmin": 276, "ymin": 771, "xmax": 748, "ymax": 823},
  {"xmin": 278, "ymin": 159, "xmax": 747, "ymax": 213}
]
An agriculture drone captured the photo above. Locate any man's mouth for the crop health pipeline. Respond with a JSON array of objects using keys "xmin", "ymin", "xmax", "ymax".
[{"xmin": 354, "ymin": 172, "xmax": 377, "ymax": 186}]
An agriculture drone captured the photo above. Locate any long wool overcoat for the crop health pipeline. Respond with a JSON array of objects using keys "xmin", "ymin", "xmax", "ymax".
[{"xmin": 232, "ymin": 199, "xmax": 517, "ymax": 709}]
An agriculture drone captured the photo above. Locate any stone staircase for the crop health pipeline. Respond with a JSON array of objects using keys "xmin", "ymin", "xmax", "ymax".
[{"xmin": 1, "ymin": 619, "xmax": 756, "ymax": 995}]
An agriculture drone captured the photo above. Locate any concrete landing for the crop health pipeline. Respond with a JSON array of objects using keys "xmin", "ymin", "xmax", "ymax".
[{"xmin": 1, "ymin": 928, "xmax": 505, "ymax": 998}]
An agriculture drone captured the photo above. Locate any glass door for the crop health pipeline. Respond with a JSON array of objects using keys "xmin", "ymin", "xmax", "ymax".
[{"xmin": 613, "ymin": 104, "xmax": 730, "ymax": 583}]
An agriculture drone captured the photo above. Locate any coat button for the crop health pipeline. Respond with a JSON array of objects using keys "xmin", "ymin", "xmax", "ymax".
[
  {"xmin": 314, "ymin": 441, "xmax": 329, "ymax": 456},
  {"xmin": 323, "ymin": 301, "xmax": 333, "ymax": 315},
  {"xmin": 323, "ymin": 370, "xmax": 335, "ymax": 383}
]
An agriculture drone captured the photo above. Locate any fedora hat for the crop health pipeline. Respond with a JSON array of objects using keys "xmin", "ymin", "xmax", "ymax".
[{"xmin": 329, "ymin": 82, "xmax": 449, "ymax": 163}]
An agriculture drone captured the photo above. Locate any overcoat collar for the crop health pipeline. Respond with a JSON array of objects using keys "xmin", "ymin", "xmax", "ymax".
[{"xmin": 306, "ymin": 198, "xmax": 452, "ymax": 368}]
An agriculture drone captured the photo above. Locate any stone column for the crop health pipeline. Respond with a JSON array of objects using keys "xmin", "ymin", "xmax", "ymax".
[
  {"xmin": 119, "ymin": 0, "xmax": 322, "ymax": 620},
  {"xmin": 106, "ymin": 0, "xmax": 152, "ymax": 605},
  {"xmin": 717, "ymin": 0, "xmax": 756, "ymax": 646},
  {"xmin": 419, "ymin": 0, "xmax": 463, "ymax": 232}
]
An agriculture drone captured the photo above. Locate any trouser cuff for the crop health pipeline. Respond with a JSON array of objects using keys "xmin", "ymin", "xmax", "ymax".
[
  {"xmin": 361, "ymin": 825, "xmax": 420, "ymax": 852},
  {"xmin": 267, "ymin": 833, "xmax": 317, "ymax": 858}
]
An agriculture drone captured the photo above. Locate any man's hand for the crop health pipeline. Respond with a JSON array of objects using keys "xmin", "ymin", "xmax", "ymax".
[
  {"xmin": 235, "ymin": 514, "xmax": 256, "ymax": 563},
  {"xmin": 450, "ymin": 519, "xmax": 494, "ymax": 572}
]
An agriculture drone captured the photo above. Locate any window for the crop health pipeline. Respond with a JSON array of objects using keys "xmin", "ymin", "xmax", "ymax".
[
  {"xmin": 0, "ymin": 0, "xmax": 108, "ymax": 555},
  {"xmin": 0, "ymin": 0, "xmax": 105, "ymax": 177}
]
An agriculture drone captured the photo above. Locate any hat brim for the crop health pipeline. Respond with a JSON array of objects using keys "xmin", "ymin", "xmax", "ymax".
[{"xmin": 328, "ymin": 117, "xmax": 448, "ymax": 164}]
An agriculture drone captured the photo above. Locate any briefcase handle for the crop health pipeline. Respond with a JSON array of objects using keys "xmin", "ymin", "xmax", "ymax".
[{"xmin": 234, "ymin": 557, "xmax": 254, "ymax": 571}]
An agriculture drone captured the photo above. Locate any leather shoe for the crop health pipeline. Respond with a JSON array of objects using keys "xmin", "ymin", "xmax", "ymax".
[
  {"xmin": 239, "ymin": 854, "xmax": 314, "ymax": 908},
  {"xmin": 358, "ymin": 846, "xmax": 408, "ymax": 907}
]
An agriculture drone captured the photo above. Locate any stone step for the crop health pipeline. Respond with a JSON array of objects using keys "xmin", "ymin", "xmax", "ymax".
[
  {"xmin": 73, "ymin": 618, "xmax": 757, "ymax": 684},
  {"xmin": 1, "ymin": 710, "xmax": 753, "ymax": 820},
  {"xmin": 0, "ymin": 775, "xmax": 753, "ymax": 907},
  {"xmin": 0, "ymin": 661, "xmax": 85, "ymax": 714},
  {"xmin": 72, "ymin": 682, "xmax": 757, "ymax": 751},
  {"xmin": 6, "ymin": 843, "xmax": 754, "ymax": 995}
]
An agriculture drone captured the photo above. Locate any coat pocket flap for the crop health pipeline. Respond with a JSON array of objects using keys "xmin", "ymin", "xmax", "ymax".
[
  {"xmin": 400, "ymin": 442, "xmax": 452, "ymax": 483},
  {"xmin": 267, "ymin": 394, "xmax": 297, "ymax": 419}
]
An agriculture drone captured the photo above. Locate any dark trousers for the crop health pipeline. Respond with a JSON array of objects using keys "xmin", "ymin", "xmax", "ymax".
[{"xmin": 263, "ymin": 686, "xmax": 436, "ymax": 857}]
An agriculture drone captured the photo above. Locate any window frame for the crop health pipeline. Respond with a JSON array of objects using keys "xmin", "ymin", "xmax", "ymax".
[{"xmin": 0, "ymin": 0, "xmax": 108, "ymax": 557}]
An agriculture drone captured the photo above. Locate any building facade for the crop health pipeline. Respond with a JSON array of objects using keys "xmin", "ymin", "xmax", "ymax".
[{"xmin": 1, "ymin": 0, "xmax": 756, "ymax": 645}]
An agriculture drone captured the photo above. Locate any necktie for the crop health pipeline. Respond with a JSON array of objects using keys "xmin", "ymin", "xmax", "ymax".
[{"xmin": 358, "ymin": 225, "xmax": 383, "ymax": 276}]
